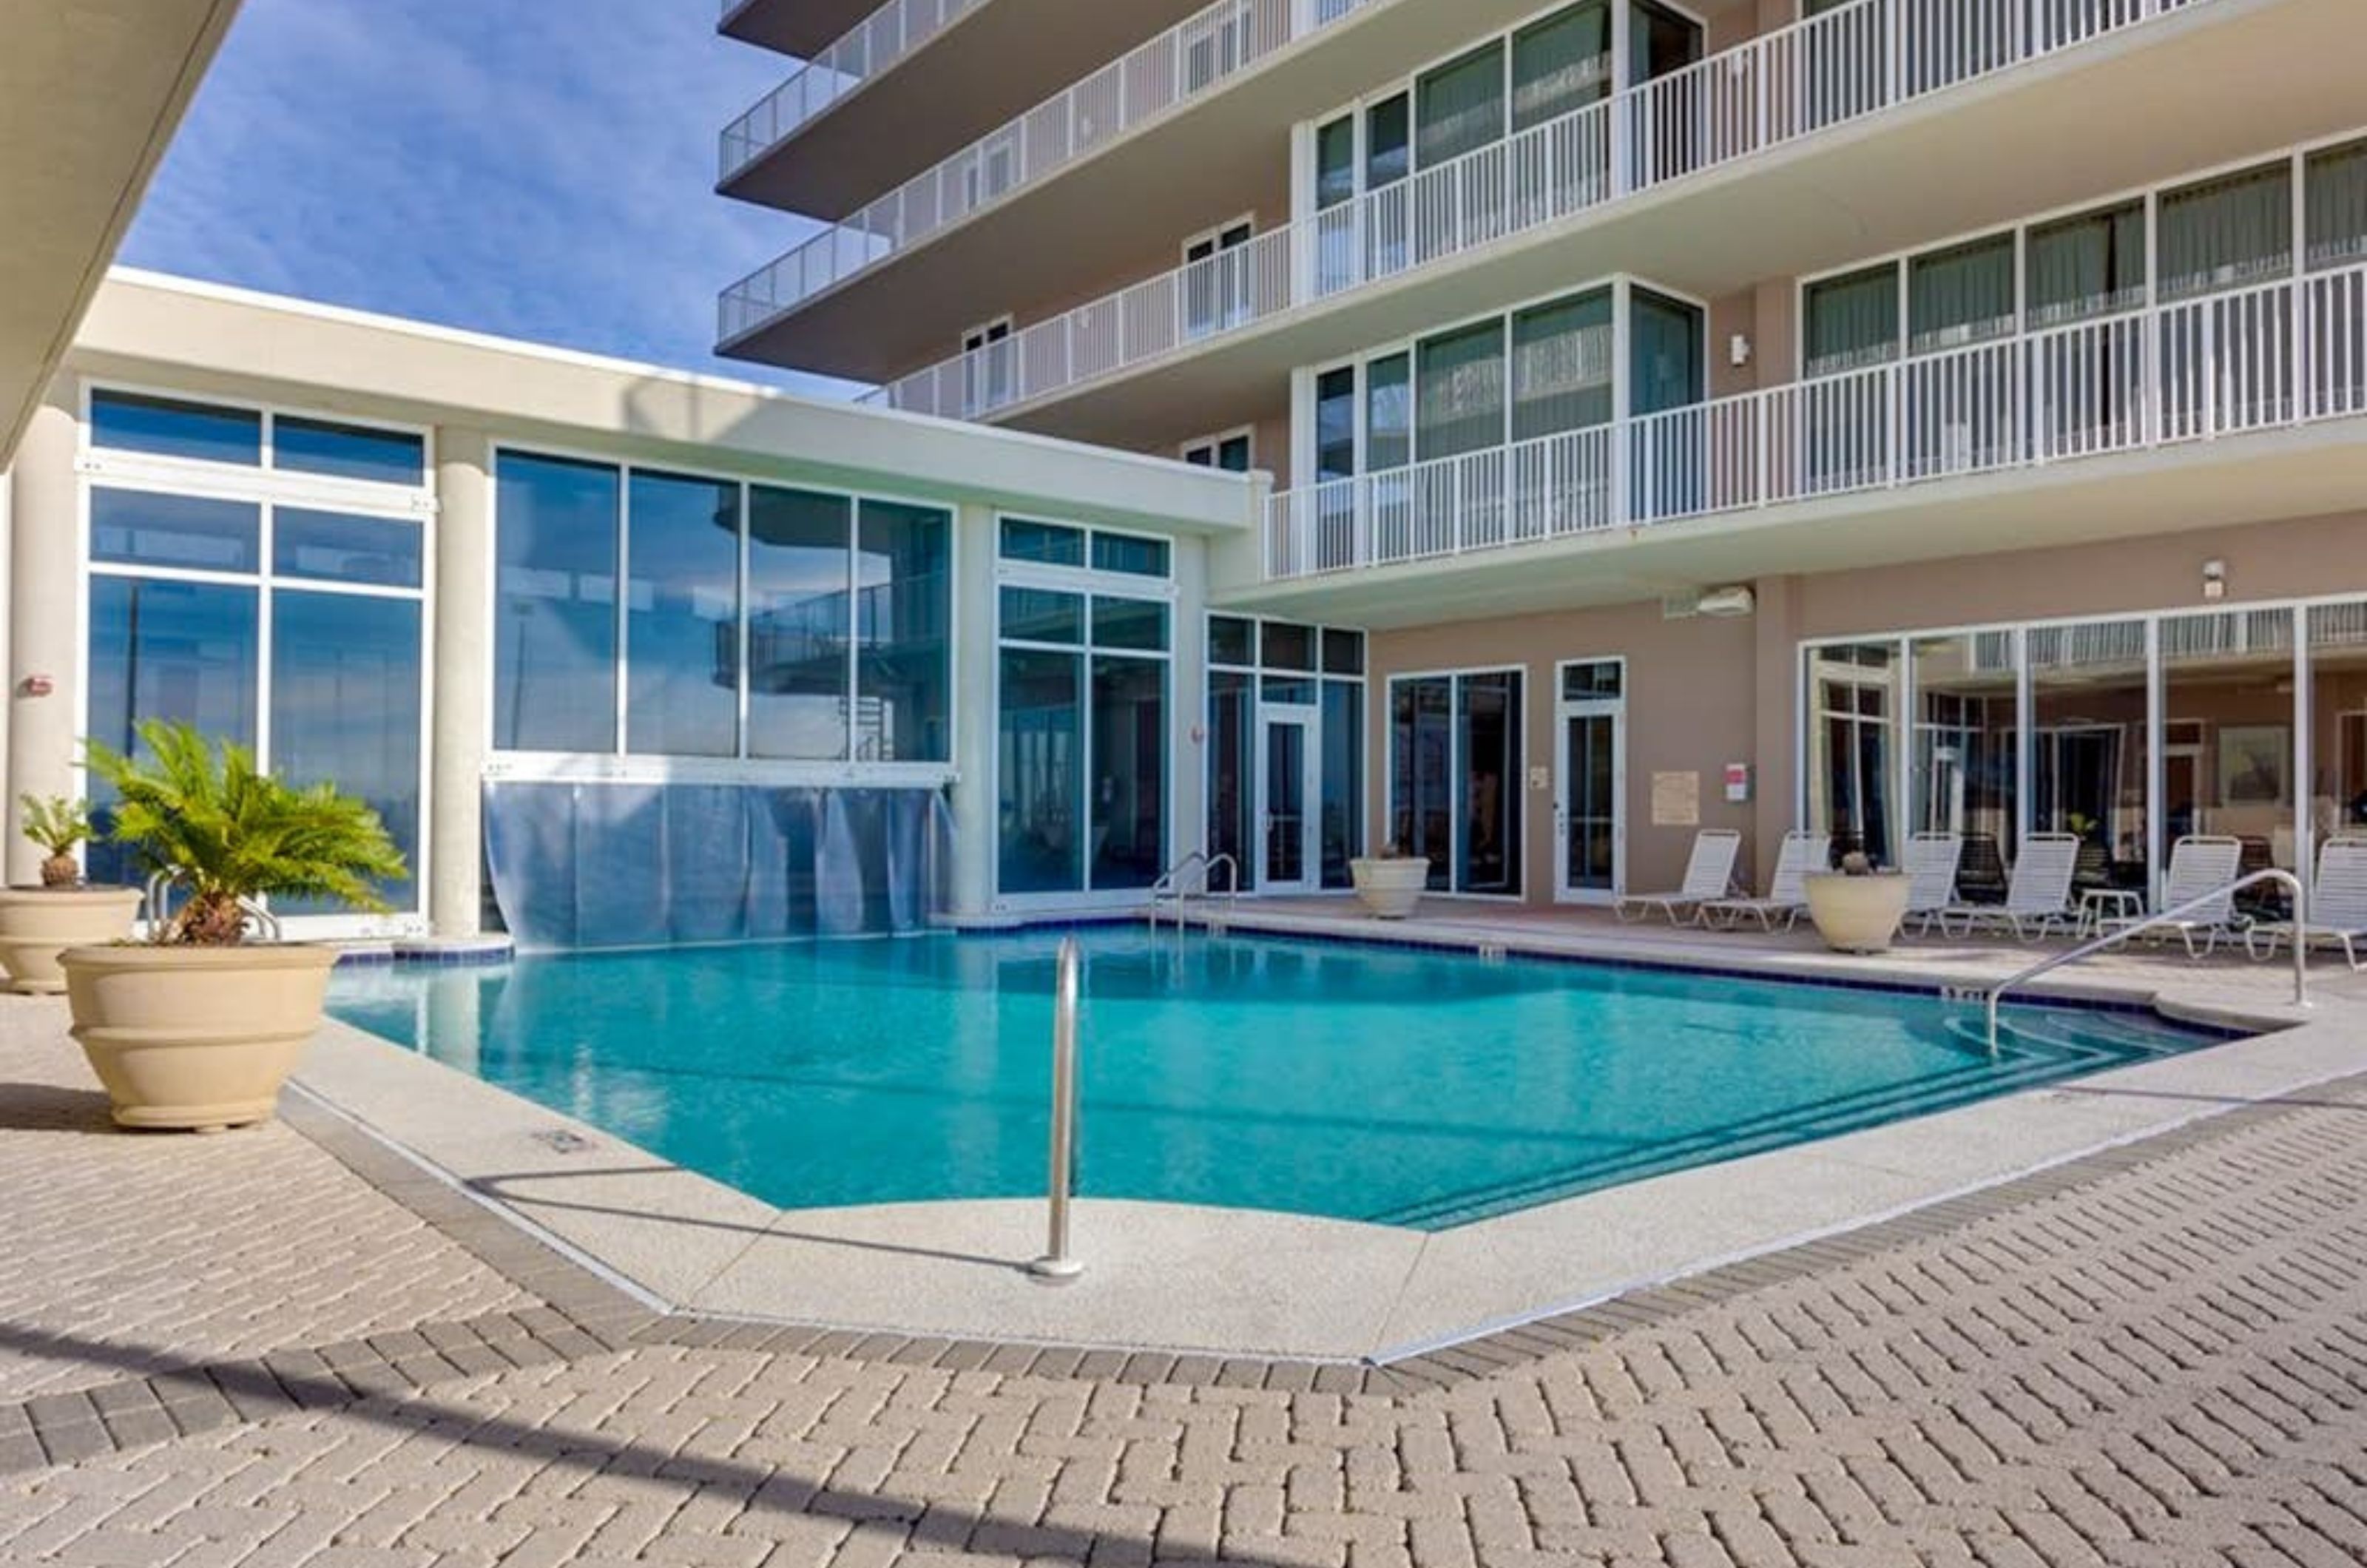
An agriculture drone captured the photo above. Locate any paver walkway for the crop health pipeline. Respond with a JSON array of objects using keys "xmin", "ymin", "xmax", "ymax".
[{"xmin": 3, "ymin": 997, "xmax": 2366, "ymax": 1566}]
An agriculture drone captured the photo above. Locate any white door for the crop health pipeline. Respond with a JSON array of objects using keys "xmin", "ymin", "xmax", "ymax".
[
  {"xmin": 1258, "ymin": 709, "xmax": 1320, "ymax": 895},
  {"xmin": 1556, "ymin": 677, "xmax": 1626, "ymax": 904}
]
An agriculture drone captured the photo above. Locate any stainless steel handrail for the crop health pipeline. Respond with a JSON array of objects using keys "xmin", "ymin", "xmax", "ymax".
[
  {"xmin": 1984, "ymin": 868, "xmax": 2307, "ymax": 1049},
  {"xmin": 1027, "ymin": 935, "xmax": 1085, "ymax": 1282},
  {"xmin": 141, "ymin": 867, "xmax": 284, "ymax": 944},
  {"xmin": 1148, "ymin": 849, "xmax": 1239, "ymax": 930}
]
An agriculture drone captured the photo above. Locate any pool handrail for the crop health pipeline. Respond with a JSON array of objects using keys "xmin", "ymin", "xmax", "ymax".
[
  {"xmin": 1149, "ymin": 849, "xmax": 1240, "ymax": 930},
  {"xmin": 1983, "ymin": 868, "xmax": 2306, "ymax": 1051},
  {"xmin": 1027, "ymin": 934, "xmax": 1085, "ymax": 1283}
]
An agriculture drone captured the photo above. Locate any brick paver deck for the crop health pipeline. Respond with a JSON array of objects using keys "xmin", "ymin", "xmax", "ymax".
[{"xmin": 3, "ymin": 998, "xmax": 2365, "ymax": 1565}]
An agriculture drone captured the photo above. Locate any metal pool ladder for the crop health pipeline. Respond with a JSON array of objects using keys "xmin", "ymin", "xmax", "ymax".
[
  {"xmin": 1028, "ymin": 936, "xmax": 1086, "ymax": 1283},
  {"xmin": 1982, "ymin": 869, "xmax": 2307, "ymax": 1052},
  {"xmin": 1148, "ymin": 849, "xmax": 1237, "ymax": 932}
]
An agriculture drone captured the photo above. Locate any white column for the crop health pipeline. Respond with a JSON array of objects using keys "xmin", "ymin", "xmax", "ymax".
[
  {"xmin": 428, "ymin": 428, "xmax": 491, "ymax": 936},
  {"xmin": 946, "ymin": 501, "xmax": 999, "ymax": 921},
  {"xmin": 7, "ymin": 388, "xmax": 81, "ymax": 886},
  {"xmin": 1170, "ymin": 535, "xmax": 1210, "ymax": 877}
]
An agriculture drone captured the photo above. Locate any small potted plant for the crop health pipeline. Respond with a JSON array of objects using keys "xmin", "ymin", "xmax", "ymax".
[
  {"xmin": 58, "ymin": 720, "xmax": 406, "ymax": 1132},
  {"xmin": 1803, "ymin": 849, "xmax": 1911, "ymax": 954},
  {"xmin": 0, "ymin": 795, "xmax": 142, "ymax": 993},
  {"xmin": 1350, "ymin": 841, "xmax": 1432, "ymax": 919}
]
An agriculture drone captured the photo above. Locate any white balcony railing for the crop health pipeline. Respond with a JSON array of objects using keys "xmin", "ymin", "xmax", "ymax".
[
  {"xmin": 720, "ymin": 0, "xmax": 990, "ymax": 181},
  {"xmin": 843, "ymin": 0, "xmax": 2212, "ymax": 410},
  {"xmin": 719, "ymin": 0, "xmax": 1371, "ymax": 342},
  {"xmin": 1261, "ymin": 263, "xmax": 2367, "ymax": 580}
]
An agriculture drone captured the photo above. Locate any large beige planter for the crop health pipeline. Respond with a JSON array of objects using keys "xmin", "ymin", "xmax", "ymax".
[
  {"xmin": 59, "ymin": 944, "xmax": 338, "ymax": 1132},
  {"xmin": 1803, "ymin": 872, "xmax": 1913, "ymax": 955},
  {"xmin": 0, "ymin": 886, "xmax": 142, "ymax": 993},
  {"xmin": 1350, "ymin": 857, "xmax": 1431, "ymax": 919}
]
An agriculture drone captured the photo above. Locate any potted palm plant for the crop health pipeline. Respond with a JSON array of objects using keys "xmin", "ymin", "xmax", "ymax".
[
  {"xmin": 59, "ymin": 720, "xmax": 406, "ymax": 1132},
  {"xmin": 0, "ymin": 796, "xmax": 142, "ymax": 993},
  {"xmin": 1349, "ymin": 842, "xmax": 1433, "ymax": 919}
]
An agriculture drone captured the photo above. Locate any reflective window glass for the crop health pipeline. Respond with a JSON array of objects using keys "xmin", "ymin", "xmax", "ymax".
[
  {"xmin": 89, "ymin": 488, "xmax": 259, "ymax": 572},
  {"xmin": 1001, "ymin": 586, "xmax": 1084, "ymax": 646},
  {"xmin": 857, "ymin": 499, "xmax": 951, "ymax": 763},
  {"xmin": 1091, "ymin": 532, "xmax": 1172, "ymax": 578},
  {"xmin": 274, "ymin": 508, "xmax": 422, "ymax": 588},
  {"xmin": 1000, "ymin": 517, "xmax": 1085, "ymax": 566},
  {"xmin": 627, "ymin": 470, "xmax": 740, "ymax": 758},
  {"xmin": 274, "ymin": 416, "xmax": 425, "ymax": 485},
  {"xmin": 271, "ymin": 590, "xmax": 422, "ymax": 911},
  {"xmin": 747, "ymin": 484, "xmax": 851, "ymax": 761},
  {"xmin": 1092, "ymin": 597, "xmax": 1169, "ymax": 652},
  {"xmin": 1209, "ymin": 615, "xmax": 1256, "ymax": 666},
  {"xmin": 90, "ymin": 390, "xmax": 260, "ymax": 466},
  {"xmin": 493, "ymin": 452, "xmax": 619, "ymax": 753}
]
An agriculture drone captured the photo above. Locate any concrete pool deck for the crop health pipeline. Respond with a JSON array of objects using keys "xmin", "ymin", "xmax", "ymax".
[{"xmin": 285, "ymin": 908, "xmax": 2366, "ymax": 1362}]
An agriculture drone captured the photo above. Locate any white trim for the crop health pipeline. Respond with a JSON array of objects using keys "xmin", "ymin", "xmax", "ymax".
[{"xmin": 1553, "ymin": 655, "xmax": 1627, "ymax": 905}]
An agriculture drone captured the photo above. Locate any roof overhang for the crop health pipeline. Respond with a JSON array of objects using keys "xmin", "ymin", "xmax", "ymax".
[{"xmin": 0, "ymin": 0, "xmax": 242, "ymax": 465}]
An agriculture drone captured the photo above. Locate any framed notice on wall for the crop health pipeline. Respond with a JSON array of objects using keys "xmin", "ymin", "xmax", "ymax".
[{"xmin": 1651, "ymin": 771, "xmax": 1701, "ymax": 827}]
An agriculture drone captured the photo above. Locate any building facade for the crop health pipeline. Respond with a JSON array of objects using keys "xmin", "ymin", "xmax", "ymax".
[
  {"xmin": 0, "ymin": 272, "xmax": 1259, "ymax": 941},
  {"xmin": 715, "ymin": 0, "xmax": 2367, "ymax": 912}
]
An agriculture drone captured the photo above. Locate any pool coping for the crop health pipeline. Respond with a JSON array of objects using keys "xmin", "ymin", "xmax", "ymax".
[{"xmin": 286, "ymin": 914, "xmax": 2360, "ymax": 1362}]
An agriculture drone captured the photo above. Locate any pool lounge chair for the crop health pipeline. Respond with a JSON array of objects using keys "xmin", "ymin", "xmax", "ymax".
[
  {"xmin": 1900, "ymin": 831, "xmax": 1965, "ymax": 936},
  {"xmin": 1614, "ymin": 828, "xmax": 1740, "ymax": 926},
  {"xmin": 2100, "ymin": 834, "xmax": 2245, "ymax": 957},
  {"xmin": 1936, "ymin": 832, "xmax": 2080, "ymax": 941},
  {"xmin": 1703, "ymin": 830, "xmax": 1829, "ymax": 933},
  {"xmin": 2245, "ymin": 835, "xmax": 2367, "ymax": 969}
]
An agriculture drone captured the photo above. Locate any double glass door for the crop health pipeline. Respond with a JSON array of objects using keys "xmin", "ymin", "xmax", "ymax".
[{"xmin": 1260, "ymin": 709, "xmax": 1320, "ymax": 894}]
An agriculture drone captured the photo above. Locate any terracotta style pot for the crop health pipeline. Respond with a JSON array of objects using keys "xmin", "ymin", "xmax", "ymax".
[
  {"xmin": 1803, "ymin": 871, "xmax": 1913, "ymax": 955},
  {"xmin": 1350, "ymin": 857, "xmax": 1432, "ymax": 919},
  {"xmin": 0, "ymin": 887, "xmax": 143, "ymax": 993},
  {"xmin": 58, "ymin": 944, "xmax": 338, "ymax": 1132}
]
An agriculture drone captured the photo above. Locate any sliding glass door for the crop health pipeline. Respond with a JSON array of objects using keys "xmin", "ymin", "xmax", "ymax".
[{"xmin": 1389, "ymin": 670, "xmax": 1524, "ymax": 895}]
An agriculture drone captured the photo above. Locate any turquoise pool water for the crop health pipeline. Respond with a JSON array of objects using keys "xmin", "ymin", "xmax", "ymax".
[{"xmin": 329, "ymin": 930, "xmax": 2229, "ymax": 1229}]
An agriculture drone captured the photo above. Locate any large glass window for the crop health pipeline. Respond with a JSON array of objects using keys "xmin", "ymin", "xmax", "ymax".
[
  {"xmin": 997, "ymin": 648, "xmax": 1084, "ymax": 894},
  {"xmin": 1803, "ymin": 266, "xmax": 1900, "ymax": 379},
  {"xmin": 2306, "ymin": 139, "xmax": 2367, "ymax": 271},
  {"xmin": 2027, "ymin": 202, "xmax": 2146, "ymax": 327},
  {"xmin": 627, "ymin": 470, "xmax": 740, "ymax": 758},
  {"xmin": 274, "ymin": 416, "xmax": 426, "ymax": 486},
  {"xmin": 857, "ymin": 500, "xmax": 951, "ymax": 763},
  {"xmin": 1316, "ymin": 365, "xmax": 1359, "ymax": 481},
  {"xmin": 1389, "ymin": 671, "xmax": 1521, "ymax": 894},
  {"xmin": 1910, "ymin": 632, "xmax": 2016, "ymax": 900},
  {"xmin": 2309, "ymin": 604, "xmax": 2367, "ymax": 842},
  {"xmin": 1806, "ymin": 643, "xmax": 1897, "ymax": 867},
  {"xmin": 83, "ymin": 388, "xmax": 428, "ymax": 919},
  {"xmin": 747, "ymin": 485, "xmax": 852, "ymax": 761},
  {"xmin": 494, "ymin": 453, "xmax": 619, "ymax": 754},
  {"xmin": 2028, "ymin": 621, "xmax": 2149, "ymax": 892},
  {"xmin": 1092, "ymin": 657, "xmax": 1167, "ymax": 890},
  {"xmin": 2158, "ymin": 163, "xmax": 2292, "ymax": 301},
  {"xmin": 1511, "ymin": 290, "xmax": 1613, "ymax": 439},
  {"xmin": 1512, "ymin": 1, "xmax": 1611, "ymax": 132},
  {"xmin": 2160, "ymin": 609, "xmax": 2295, "ymax": 891},
  {"xmin": 1908, "ymin": 232, "xmax": 2016, "ymax": 354},
  {"xmin": 1417, "ymin": 318, "xmax": 1507, "ymax": 459},
  {"xmin": 90, "ymin": 390, "xmax": 261, "ymax": 467},
  {"xmin": 1415, "ymin": 42, "xmax": 1505, "ymax": 169},
  {"xmin": 271, "ymin": 591, "xmax": 422, "ymax": 911}
]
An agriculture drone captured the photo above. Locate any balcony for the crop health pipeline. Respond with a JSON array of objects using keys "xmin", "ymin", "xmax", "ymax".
[
  {"xmin": 719, "ymin": 0, "xmax": 1214, "ymax": 217},
  {"xmin": 857, "ymin": 0, "xmax": 2272, "ymax": 429},
  {"xmin": 1257, "ymin": 264, "xmax": 2367, "ymax": 594},
  {"xmin": 718, "ymin": 0, "xmax": 883, "ymax": 59}
]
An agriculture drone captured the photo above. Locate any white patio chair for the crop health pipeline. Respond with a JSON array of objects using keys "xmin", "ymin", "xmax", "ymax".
[
  {"xmin": 1900, "ymin": 831, "xmax": 1964, "ymax": 936},
  {"xmin": 1703, "ymin": 830, "xmax": 1830, "ymax": 933},
  {"xmin": 1614, "ymin": 828, "xmax": 1741, "ymax": 927},
  {"xmin": 2245, "ymin": 835, "xmax": 2367, "ymax": 970},
  {"xmin": 2101, "ymin": 834, "xmax": 2245, "ymax": 958},
  {"xmin": 1937, "ymin": 832, "xmax": 2080, "ymax": 942}
]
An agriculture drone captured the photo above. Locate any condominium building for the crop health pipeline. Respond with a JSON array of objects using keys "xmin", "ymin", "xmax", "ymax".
[{"xmin": 715, "ymin": 0, "xmax": 2367, "ymax": 916}]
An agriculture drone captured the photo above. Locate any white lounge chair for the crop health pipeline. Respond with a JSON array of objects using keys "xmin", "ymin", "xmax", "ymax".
[
  {"xmin": 1614, "ymin": 828, "xmax": 1740, "ymax": 926},
  {"xmin": 1900, "ymin": 831, "xmax": 1965, "ymax": 936},
  {"xmin": 2101, "ymin": 834, "xmax": 2245, "ymax": 957},
  {"xmin": 1704, "ymin": 830, "xmax": 1830, "ymax": 933},
  {"xmin": 2245, "ymin": 835, "xmax": 2367, "ymax": 970},
  {"xmin": 1937, "ymin": 832, "xmax": 2081, "ymax": 941}
]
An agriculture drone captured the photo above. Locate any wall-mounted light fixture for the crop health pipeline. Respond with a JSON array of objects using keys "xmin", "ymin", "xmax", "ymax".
[
  {"xmin": 2202, "ymin": 558, "xmax": 2227, "ymax": 603},
  {"xmin": 1728, "ymin": 333, "xmax": 1752, "ymax": 368}
]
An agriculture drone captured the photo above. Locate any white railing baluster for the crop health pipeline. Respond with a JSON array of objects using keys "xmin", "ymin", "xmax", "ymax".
[{"xmin": 1260, "ymin": 260, "xmax": 2367, "ymax": 581}]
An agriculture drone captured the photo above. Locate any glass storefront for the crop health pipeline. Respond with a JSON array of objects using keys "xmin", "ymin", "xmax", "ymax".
[{"xmin": 1807, "ymin": 598, "xmax": 2367, "ymax": 908}]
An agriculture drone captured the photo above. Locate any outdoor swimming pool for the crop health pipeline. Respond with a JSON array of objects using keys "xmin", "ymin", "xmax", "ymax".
[{"xmin": 330, "ymin": 929, "xmax": 2232, "ymax": 1229}]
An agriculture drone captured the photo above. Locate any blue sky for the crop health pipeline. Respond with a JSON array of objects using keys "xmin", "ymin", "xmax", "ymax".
[{"xmin": 122, "ymin": 0, "xmax": 858, "ymax": 396}]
